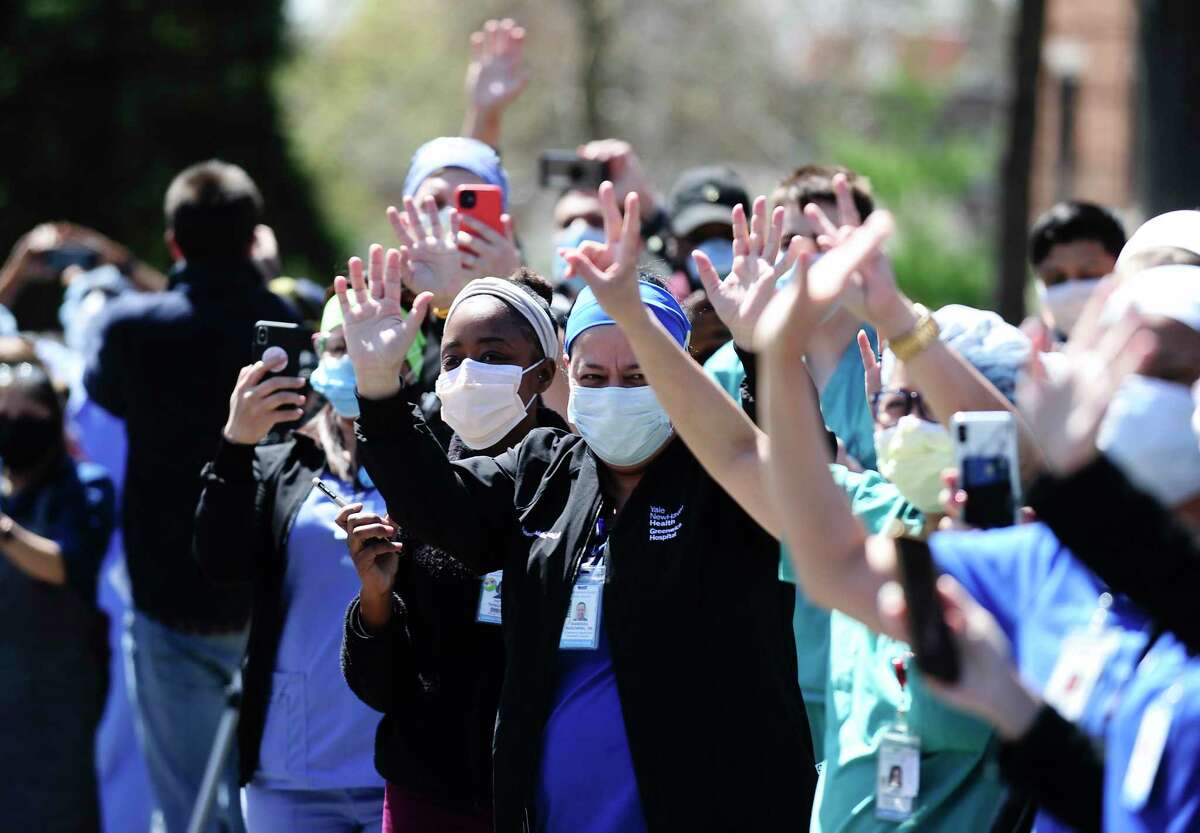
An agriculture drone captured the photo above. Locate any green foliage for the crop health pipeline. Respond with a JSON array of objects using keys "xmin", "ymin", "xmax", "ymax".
[
  {"xmin": 819, "ymin": 77, "xmax": 997, "ymax": 311},
  {"xmin": 0, "ymin": 0, "xmax": 338, "ymax": 283}
]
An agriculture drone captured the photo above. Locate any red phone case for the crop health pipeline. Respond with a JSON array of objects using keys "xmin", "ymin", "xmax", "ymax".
[{"xmin": 455, "ymin": 184, "xmax": 505, "ymax": 237}]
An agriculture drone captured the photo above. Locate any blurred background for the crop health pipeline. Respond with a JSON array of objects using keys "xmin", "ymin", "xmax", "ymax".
[{"xmin": 2, "ymin": 0, "xmax": 1197, "ymax": 322}]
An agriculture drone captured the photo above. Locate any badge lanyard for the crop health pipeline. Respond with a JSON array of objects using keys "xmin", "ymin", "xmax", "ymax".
[
  {"xmin": 1044, "ymin": 592, "xmax": 1122, "ymax": 722},
  {"xmin": 876, "ymin": 655, "xmax": 922, "ymax": 822},
  {"xmin": 1122, "ymin": 681, "xmax": 1182, "ymax": 810},
  {"xmin": 559, "ymin": 511, "xmax": 609, "ymax": 651}
]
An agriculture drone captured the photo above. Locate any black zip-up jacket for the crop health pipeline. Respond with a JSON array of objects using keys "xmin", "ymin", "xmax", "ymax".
[
  {"xmin": 86, "ymin": 260, "xmax": 301, "ymax": 630},
  {"xmin": 356, "ymin": 392, "xmax": 816, "ymax": 833},
  {"xmin": 341, "ymin": 405, "xmax": 568, "ymax": 815},
  {"xmin": 193, "ymin": 433, "xmax": 326, "ymax": 784}
]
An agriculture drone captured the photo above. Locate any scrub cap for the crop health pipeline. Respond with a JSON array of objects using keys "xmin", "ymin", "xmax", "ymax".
[
  {"xmin": 1117, "ymin": 210, "xmax": 1200, "ymax": 266},
  {"xmin": 565, "ymin": 281, "xmax": 691, "ymax": 356},
  {"xmin": 1103, "ymin": 264, "xmax": 1200, "ymax": 332},
  {"xmin": 402, "ymin": 137, "xmax": 510, "ymax": 207},
  {"xmin": 881, "ymin": 304, "xmax": 1030, "ymax": 403},
  {"xmin": 319, "ymin": 295, "xmax": 425, "ymax": 377}
]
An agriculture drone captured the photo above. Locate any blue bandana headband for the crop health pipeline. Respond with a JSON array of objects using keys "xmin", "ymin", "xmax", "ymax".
[
  {"xmin": 565, "ymin": 281, "xmax": 691, "ymax": 355},
  {"xmin": 402, "ymin": 137, "xmax": 510, "ymax": 207}
]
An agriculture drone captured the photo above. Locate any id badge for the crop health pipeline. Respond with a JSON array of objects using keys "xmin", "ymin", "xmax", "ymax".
[
  {"xmin": 875, "ymin": 725, "xmax": 921, "ymax": 821},
  {"xmin": 1044, "ymin": 630, "xmax": 1121, "ymax": 721},
  {"xmin": 1122, "ymin": 683, "xmax": 1180, "ymax": 810},
  {"xmin": 476, "ymin": 570, "xmax": 503, "ymax": 625},
  {"xmin": 559, "ymin": 557, "xmax": 605, "ymax": 650}
]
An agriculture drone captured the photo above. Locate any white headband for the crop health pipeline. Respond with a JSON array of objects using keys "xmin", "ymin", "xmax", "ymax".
[{"xmin": 447, "ymin": 277, "xmax": 559, "ymax": 360}]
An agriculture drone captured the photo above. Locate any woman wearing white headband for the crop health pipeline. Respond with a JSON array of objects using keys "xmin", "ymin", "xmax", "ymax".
[{"xmin": 339, "ymin": 252, "xmax": 565, "ymax": 833}]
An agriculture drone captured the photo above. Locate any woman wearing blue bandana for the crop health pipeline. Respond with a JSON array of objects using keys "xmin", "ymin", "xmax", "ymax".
[
  {"xmin": 192, "ymin": 296, "xmax": 424, "ymax": 832},
  {"xmin": 336, "ymin": 180, "xmax": 816, "ymax": 833}
]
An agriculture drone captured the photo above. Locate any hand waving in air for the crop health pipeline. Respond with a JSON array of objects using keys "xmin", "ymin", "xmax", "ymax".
[
  {"xmin": 465, "ymin": 19, "xmax": 529, "ymax": 117},
  {"xmin": 1016, "ymin": 281, "xmax": 1156, "ymax": 476},
  {"xmin": 755, "ymin": 211, "xmax": 897, "ymax": 355},
  {"xmin": 559, "ymin": 181, "xmax": 645, "ymax": 323},
  {"xmin": 693, "ymin": 196, "xmax": 806, "ymax": 349},
  {"xmin": 387, "ymin": 196, "xmax": 466, "ymax": 308},
  {"xmin": 334, "ymin": 244, "xmax": 433, "ymax": 400}
]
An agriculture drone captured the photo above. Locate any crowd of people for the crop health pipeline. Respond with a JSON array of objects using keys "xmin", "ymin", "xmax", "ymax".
[{"xmin": 5, "ymin": 15, "xmax": 1200, "ymax": 833}]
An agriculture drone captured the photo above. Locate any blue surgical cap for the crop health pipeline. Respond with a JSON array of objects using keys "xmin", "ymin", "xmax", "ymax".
[
  {"xmin": 402, "ymin": 137, "xmax": 510, "ymax": 207},
  {"xmin": 565, "ymin": 281, "xmax": 691, "ymax": 355}
]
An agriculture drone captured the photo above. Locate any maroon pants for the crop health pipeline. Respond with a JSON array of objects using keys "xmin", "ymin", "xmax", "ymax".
[{"xmin": 382, "ymin": 783, "xmax": 493, "ymax": 833}]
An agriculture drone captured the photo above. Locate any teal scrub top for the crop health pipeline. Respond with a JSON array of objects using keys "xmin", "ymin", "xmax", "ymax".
[
  {"xmin": 701, "ymin": 331, "xmax": 878, "ymax": 470},
  {"xmin": 779, "ymin": 468, "xmax": 1006, "ymax": 831}
]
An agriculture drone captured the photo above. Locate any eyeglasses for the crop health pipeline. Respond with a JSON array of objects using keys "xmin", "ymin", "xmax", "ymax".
[{"xmin": 871, "ymin": 388, "xmax": 932, "ymax": 427}]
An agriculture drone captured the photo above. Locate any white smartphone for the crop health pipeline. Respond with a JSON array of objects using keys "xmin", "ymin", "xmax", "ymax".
[{"xmin": 952, "ymin": 411, "xmax": 1020, "ymax": 529}]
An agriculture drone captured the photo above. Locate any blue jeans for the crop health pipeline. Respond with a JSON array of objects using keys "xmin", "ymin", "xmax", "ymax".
[
  {"xmin": 125, "ymin": 610, "xmax": 248, "ymax": 833},
  {"xmin": 242, "ymin": 785, "xmax": 385, "ymax": 833}
]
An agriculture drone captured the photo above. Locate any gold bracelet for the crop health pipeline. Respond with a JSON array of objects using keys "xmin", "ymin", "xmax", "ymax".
[
  {"xmin": 889, "ymin": 312, "xmax": 940, "ymax": 363},
  {"xmin": 431, "ymin": 306, "xmax": 450, "ymax": 321}
]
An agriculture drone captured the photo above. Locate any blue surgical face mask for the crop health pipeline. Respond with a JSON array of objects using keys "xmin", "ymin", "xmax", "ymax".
[
  {"xmin": 310, "ymin": 354, "xmax": 359, "ymax": 419},
  {"xmin": 685, "ymin": 236, "xmax": 735, "ymax": 288},
  {"xmin": 553, "ymin": 219, "xmax": 606, "ymax": 289},
  {"xmin": 568, "ymin": 382, "xmax": 673, "ymax": 467}
]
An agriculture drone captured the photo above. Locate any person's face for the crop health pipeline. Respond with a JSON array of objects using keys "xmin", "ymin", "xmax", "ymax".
[
  {"xmin": 412, "ymin": 168, "xmax": 488, "ymax": 210},
  {"xmin": 779, "ymin": 199, "xmax": 830, "ymax": 258},
  {"xmin": 576, "ymin": 602, "xmax": 586, "ymax": 618},
  {"xmin": 686, "ymin": 296, "xmax": 730, "ymax": 364},
  {"xmin": 565, "ymin": 325, "xmax": 646, "ymax": 389},
  {"xmin": 442, "ymin": 296, "xmax": 554, "ymax": 403},
  {"xmin": 873, "ymin": 361, "xmax": 938, "ymax": 438},
  {"xmin": 1034, "ymin": 240, "xmax": 1117, "ymax": 287},
  {"xmin": 0, "ymin": 385, "xmax": 53, "ymax": 424},
  {"xmin": 316, "ymin": 326, "xmax": 347, "ymax": 359},
  {"xmin": 554, "ymin": 189, "xmax": 605, "ymax": 229},
  {"xmin": 677, "ymin": 221, "xmax": 734, "ymax": 256}
]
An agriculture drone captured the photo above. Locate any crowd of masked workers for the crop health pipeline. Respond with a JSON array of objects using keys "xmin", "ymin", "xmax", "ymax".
[{"xmin": 6, "ymin": 17, "xmax": 1200, "ymax": 833}]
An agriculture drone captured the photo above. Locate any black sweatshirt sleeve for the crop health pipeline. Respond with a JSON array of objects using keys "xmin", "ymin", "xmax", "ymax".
[
  {"xmin": 1028, "ymin": 455, "xmax": 1200, "ymax": 654},
  {"xmin": 997, "ymin": 703, "xmax": 1103, "ymax": 833},
  {"xmin": 355, "ymin": 392, "xmax": 518, "ymax": 575},
  {"xmin": 193, "ymin": 439, "xmax": 273, "ymax": 585},
  {"xmin": 340, "ymin": 592, "xmax": 414, "ymax": 714}
]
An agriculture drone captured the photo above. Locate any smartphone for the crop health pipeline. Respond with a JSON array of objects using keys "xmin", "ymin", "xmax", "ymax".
[
  {"xmin": 895, "ymin": 537, "xmax": 960, "ymax": 683},
  {"xmin": 953, "ymin": 411, "xmax": 1020, "ymax": 529},
  {"xmin": 41, "ymin": 244, "xmax": 100, "ymax": 274},
  {"xmin": 455, "ymin": 184, "xmax": 505, "ymax": 237},
  {"xmin": 251, "ymin": 320, "xmax": 314, "ymax": 380},
  {"xmin": 538, "ymin": 150, "xmax": 610, "ymax": 191}
]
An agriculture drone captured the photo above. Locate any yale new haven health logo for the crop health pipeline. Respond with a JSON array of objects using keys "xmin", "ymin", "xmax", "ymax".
[{"xmin": 648, "ymin": 505, "xmax": 684, "ymax": 542}]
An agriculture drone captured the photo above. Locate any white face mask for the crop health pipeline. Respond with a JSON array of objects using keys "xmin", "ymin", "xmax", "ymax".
[
  {"xmin": 568, "ymin": 383, "xmax": 673, "ymax": 468},
  {"xmin": 1097, "ymin": 374, "xmax": 1200, "ymax": 507},
  {"xmin": 435, "ymin": 358, "xmax": 541, "ymax": 450},
  {"xmin": 1036, "ymin": 278, "xmax": 1102, "ymax": 337}
]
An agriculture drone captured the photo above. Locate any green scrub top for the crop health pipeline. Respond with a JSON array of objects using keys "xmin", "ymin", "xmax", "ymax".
[
  {"xmin": 780, "ymin": 468, "xmax": 1006, "ymax": 831},
  {"xmin": 701, "ymin": 331, "xmax": 878, "ymax": 470}
]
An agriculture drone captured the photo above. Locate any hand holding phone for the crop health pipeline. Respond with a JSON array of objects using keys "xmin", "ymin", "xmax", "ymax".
[
  {"xmin": 894, "ymin": 537, "xmax": 960, "ymax": 683},
  {"xmin": 539, "ymin": 150, "xmax": 611, "ymax": 191},
  {"xmin": 952, "ymin": 412, "xmax": 1020, "ymax": 529},
  {"xmin": 455, "ymin": 185, "xmax": 505, "ymax": 237}
]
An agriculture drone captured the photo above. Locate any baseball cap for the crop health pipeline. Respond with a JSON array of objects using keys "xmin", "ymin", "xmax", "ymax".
[{"xmin": 668, "ymin": 166, "xmax": 750, "ymax": 238}]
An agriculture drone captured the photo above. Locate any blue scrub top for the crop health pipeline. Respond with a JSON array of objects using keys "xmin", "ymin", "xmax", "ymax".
[
  {"xmin": 1106, "ymin": 633, "xmax": 1200, "ymax": 833},
  {"xmin": 930, "ymin": 523, "xmax": 1156, "ymax": 833}
]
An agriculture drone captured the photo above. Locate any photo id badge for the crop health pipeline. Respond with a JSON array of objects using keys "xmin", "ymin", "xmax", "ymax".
[
  {"xmin": 1122, "ymin": 683, "xmax": 1180, "ymax": 811},
  {"xmin": 476, "ymin": 570, "xmax": 503, "ymax": 625},
  {"xmin": 875, "ymin": 725, "xmax": 921, "ymax": 822},
  {"xmin": 559, "ymin": 557, "xmax": 605, "ymax": 650},
  {"xmin": 1044, "ymin": 629, "xmax": 1121, "ymax": 722}
]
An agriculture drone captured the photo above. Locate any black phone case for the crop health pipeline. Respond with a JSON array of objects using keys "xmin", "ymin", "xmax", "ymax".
[{"xmin": 895, "ymin": 538, "xmax": 961, "ymax": 683}]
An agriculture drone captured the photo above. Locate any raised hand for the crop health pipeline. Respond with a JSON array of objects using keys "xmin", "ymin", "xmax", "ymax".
[
  {"xmin": 336, "ymin": 504, "xmax": 403, "ymax": 631},
  {"xmin": 387, "ymin": 196, "xmax": 466, "ymax": 307},
  {"xmin": 465, "ymin": 19, "xmax": 529, "ymax": 117},
  {"xmin": 755, "ymin": 211, "xmax": 896, "ymax": 355},
  {"xmin": 577, "ymin": 139, "xmax": 657, "ymax": 217},
  {"xmin": 857, "ymin": 329, "xmax": 882, "ymax": 404},
  {"xmin": 1016, "ymin": 282, "xmax": 1156, "ymax": 476},
  {"xmin": 561, "ymin": 181, "xmax": 644, "ymax": 323},
  {"xmin": 459, "ymin": 214, "xmax": 521, "ymax": 280},
  {"xmin": 221, "ymin": 350, "xmax": 307, "ymax": 445},
  {"xmin": 334, "ymin": 244, "xmax": 433, "ymax": 400},
  {"xmin": 694, "ymin": 196, "xmax": 803, "ymax": 349}
]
